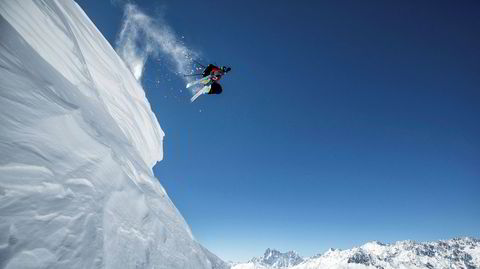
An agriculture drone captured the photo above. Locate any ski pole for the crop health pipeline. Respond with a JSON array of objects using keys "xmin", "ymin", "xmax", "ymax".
[
  {"xmin": 183, "ymin": 73, "xmax": 203, "ymax": 77},
  {"xmin": 192, "ymin": 59, "xmax": 206, "ymax": 68}
]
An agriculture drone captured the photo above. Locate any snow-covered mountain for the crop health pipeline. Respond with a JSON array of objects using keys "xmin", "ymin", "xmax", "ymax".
[
  {"xmin": 0, "ymin": 1, "xmax": 227, "ymax": 268},
  {"xmin": 248, "ymin": 248, "xmax": 304, "ymax": 268},
  {"xmin": 232, "ymin": 238, "xmax": 480, "ymax": 269}
]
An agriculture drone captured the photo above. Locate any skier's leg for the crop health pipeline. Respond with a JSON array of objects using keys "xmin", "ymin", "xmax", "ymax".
[{"xmin": 208, "ymin": 82, "xmax": 223, "ymax": 94}]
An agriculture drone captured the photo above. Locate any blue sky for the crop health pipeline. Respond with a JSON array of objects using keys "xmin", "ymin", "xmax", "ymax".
[{"xmin": 77, "ymin": 0, "xmax": 480, "ymax": 261}]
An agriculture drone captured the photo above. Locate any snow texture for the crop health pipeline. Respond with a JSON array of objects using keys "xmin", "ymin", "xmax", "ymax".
[
  {"xmin": 0, "ymin": 1, "xmax": 227, "ymax": 268},
  {"xmin": 232, "ymin": 238, "xmax": 480, "ymax": 269}
]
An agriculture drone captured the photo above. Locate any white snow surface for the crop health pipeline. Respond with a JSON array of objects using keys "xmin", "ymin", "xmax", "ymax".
[
  {"xmin": 0, "ymin": 1, "xmax": 227, "ymax": 268},
  {"xmin": 232, "ymin": 238, "xmax": 480, "ymax": 269}
]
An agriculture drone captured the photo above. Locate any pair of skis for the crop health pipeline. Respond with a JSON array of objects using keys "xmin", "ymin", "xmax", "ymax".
[
  {"xmin": 185, "ymin": 60, "xmax": 220, "ymax": 102},
  {"xmin": 187, "ymin": 75, "xmax": 213, "ymax": 102}
]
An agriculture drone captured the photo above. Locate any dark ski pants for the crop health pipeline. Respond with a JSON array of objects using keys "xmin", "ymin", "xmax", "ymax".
[{"xmin": 208, "ymin": 82, "xmax": 223, "ymax": 94}]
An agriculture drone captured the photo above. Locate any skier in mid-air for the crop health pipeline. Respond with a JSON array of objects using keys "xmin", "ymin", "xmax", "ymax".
[
  {"xmin": 187, "ymin": 63, "xmax": 231, "ymax": 102},
  {"xmin": 202, "ymin": 64, "xmax": 231, "ymax": 82}
]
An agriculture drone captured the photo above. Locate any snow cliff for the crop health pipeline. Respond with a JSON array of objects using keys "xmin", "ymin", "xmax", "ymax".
[{"xmin": 0, "ymin": 1, "xmax": 226, "ymax": 268}]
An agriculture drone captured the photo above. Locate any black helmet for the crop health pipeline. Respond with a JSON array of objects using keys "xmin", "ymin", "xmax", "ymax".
[{"xmin": 222, "ymin": 66, "xmax": 231, "ymax": 73}]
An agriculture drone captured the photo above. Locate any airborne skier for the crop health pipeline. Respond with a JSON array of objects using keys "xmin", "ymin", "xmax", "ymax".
[{"xmin": 187, "ymin": 63, "xmax": 231, "ymax": 102}]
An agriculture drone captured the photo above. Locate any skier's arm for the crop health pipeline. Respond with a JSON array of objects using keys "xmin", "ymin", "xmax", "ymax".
[{"xmin": 202, "ymin": 64, "xmax": 215, "ymax": 77}]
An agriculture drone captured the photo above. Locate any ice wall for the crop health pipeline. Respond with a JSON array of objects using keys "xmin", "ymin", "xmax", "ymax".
[{"xmin": 0, "ymin": 1, "xmax": 226, "ymax": 268}]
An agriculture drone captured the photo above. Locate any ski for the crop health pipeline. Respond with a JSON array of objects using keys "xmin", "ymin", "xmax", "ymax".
[
  {"xmin": 186, "ymin": 75, "xmax": 212, "ymax": 89},
  {"xmin": 190, "ymin": 85, "xmax": 211, "ymax": 102}
]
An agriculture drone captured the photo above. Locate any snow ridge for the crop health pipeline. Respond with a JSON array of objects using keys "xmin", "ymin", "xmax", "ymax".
[
  {"xmin": 0, "ymin": 1, "xmax": 226, "ymax": 268},
  {"xmin": 233, "ymin": 237, "xmax": 480, "ymax": 269}
]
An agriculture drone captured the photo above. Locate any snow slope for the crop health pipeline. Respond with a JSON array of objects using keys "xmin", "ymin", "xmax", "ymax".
[
  {"xmin": 0, "ymin": 1, "xmax": 227, "ymax": 268},
  {"xmin": 232, "ymin": 238, "xmax": 480, "ymax": 269}
]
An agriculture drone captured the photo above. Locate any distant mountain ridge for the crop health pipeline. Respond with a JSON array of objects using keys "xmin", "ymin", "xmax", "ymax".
[
  {"xmin": 249, "ymin": 248, "xmax": 304, "ymax": 268},
  {"xmin": 232, "ymin": 237, "xmax": 480, "ymax": 269}
]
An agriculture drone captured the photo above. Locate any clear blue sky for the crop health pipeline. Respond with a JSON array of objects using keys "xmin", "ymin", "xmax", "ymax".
[{"xmin": 77, "ymin": 0, "xmax": 479, "ymax": 262}]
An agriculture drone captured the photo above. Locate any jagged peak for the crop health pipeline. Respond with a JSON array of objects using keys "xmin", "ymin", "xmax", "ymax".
[
  {"xmin": 235, "ymin": 237, "xmax": 480, "ymax": 269},
  {"xmin": 251, "ymin": 248, "xmax": 304, "ymax": 268}
]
